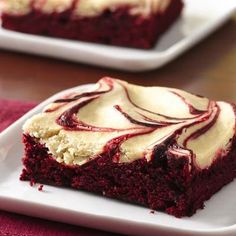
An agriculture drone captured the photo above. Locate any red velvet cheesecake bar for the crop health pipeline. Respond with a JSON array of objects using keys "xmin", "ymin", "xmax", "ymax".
[
  {"xmin": 21, "ymin": 77, "xmax": 236, "ymax": 217},
  {"xmin": 1, "ymin": 0, "xmax": 184, "ymax": 49}
]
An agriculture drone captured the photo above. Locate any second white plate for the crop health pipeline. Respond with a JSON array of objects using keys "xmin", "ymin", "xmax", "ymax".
[{"xmin": 0, "ymin": 0, "xmax": 235, "ymax": 72}]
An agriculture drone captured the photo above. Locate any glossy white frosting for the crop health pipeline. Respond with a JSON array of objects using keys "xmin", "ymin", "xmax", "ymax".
[
  {"xmin": 23, "ymin": 78, "xmax": 236, "ymax": 169},
  {"xmin": 2, "ymin": 0, "xmax": 170, "ymax": 16}
]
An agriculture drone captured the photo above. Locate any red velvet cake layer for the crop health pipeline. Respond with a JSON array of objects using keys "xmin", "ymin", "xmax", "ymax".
[
  {"xmin": 2, "ymin": 0, "xmax": 183, "ymax": 49},
  {"xmin": 21, "ymin": 134, "xmax": 236, "ymax": 217}
]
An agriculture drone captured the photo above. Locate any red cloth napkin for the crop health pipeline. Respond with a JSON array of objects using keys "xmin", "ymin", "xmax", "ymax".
[
  {"xmin": 0, "ymin": 99, "xmax": 121, "ymax": 236},
  {"xmin": 0, "ymin": 99, "xmax": 37, "ymax": 132}
]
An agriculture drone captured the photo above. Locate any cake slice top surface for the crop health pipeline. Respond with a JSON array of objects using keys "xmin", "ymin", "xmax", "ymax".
[
  {"xmin": 2, "ymin": 0, "xmax": 172, "ymax": 16},
  {"xmin": 23, "ymin": 77, "xmax": 236, "ymax": 169}
]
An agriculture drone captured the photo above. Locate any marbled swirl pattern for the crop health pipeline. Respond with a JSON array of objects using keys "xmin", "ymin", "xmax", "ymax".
[{"xmin": 23, "ymin": 78, "xmax": 236, "ymax": 169}]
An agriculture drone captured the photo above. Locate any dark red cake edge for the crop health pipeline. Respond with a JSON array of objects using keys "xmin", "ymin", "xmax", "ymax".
[
  {"xmin": 20, "ymin": 134, "xmax": 236, "ymax": 218},
  {"xmin": 2, "ymin": 0, "xmax": 184, "ymax": 49}
]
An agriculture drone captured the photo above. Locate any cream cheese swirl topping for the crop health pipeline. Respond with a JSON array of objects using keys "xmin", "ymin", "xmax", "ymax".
[
  {"xmin": 2, "ymin": 0, "xmax": 171, "ymax": 16},
  {"xmin": 23, "ymin": 78, "xmax": 236, "ymax": 169}
]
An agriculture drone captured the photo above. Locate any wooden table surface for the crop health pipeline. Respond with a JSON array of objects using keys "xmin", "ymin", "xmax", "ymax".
[{"xmin": 0, "ymin": 15, "xmax": 236, "ymax": 104}]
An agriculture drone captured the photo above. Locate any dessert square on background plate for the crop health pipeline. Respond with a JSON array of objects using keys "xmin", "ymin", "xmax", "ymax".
[
  {"xmin": 0, "ymin": 0, "xmax": 235, "ymax": 72},
  {"xmin": 0, "ymin": 84, "xmax": 236, "ymax": 236}
]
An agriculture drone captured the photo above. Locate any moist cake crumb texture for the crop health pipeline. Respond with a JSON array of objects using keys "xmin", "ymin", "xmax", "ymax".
[{"xmin": 21, "ymin": 77, "xmax": 236, "ymax": 217}]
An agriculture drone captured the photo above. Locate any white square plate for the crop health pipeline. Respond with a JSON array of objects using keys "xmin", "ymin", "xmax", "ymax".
[
  {"xmin": 0, "ymin": 0, "xmax": 236, "ymax": 72},
  {"xmin": 0, "ymin": 84, "xmax": 236, "ymax": 236}
]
